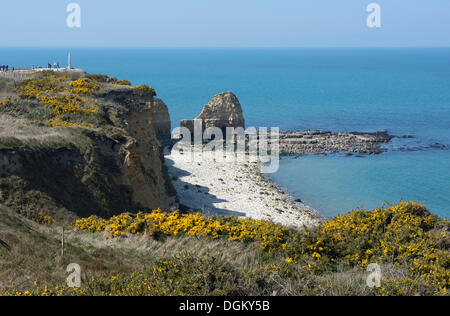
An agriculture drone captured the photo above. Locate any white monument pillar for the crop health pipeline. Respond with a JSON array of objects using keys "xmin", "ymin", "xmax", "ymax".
[{"xmin": 68, "ymin": 52, "xmax": 72, "ymax": 69}]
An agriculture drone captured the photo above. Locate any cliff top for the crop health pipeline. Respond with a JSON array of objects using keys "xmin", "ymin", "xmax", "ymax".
[
  {"xmin": 0, "ymin": 71, "xmax": 176, "ymax": 221},
  {"xmin": 0, "ymin": 71, "xmax": 160, "ymax": 149}
]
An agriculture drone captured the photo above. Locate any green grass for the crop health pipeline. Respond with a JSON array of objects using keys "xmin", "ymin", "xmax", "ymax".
[{"xmin": 0, "ymin": 204, "xmax": 376, "ymax": 296}]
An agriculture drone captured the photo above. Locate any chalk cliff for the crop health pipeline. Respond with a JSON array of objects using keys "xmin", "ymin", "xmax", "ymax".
[{"xmin": 0, "ymin": 72, "xmax": 177, "ymax": 220}]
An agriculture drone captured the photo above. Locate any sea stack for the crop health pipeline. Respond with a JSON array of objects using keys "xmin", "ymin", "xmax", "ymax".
[{"xmin": 181, "ymin": 91, "xmax": 245, "ymax": 136}]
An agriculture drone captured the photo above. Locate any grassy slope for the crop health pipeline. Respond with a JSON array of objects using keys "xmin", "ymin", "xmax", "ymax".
[
  {"xmin": 0, "ymin": 204, "xmax": 154, "ymax": 290},
  {"xmin": 0, "ymin": 204, "xmax": 379, "ymax": 296}
]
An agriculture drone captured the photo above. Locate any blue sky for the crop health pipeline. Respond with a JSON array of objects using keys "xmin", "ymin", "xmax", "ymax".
[{"xmin": 1, "ymin": 0, "xmax": 449, "ymax": 47}]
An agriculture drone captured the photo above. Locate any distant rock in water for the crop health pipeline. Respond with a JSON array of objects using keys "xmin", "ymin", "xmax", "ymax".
[
  {"xmin": 179, "ymin": 91, "xmax": 395, "ymax": 156},
  {"xmin": 181, "ymin": 91, "xmax": 245, "ymax": 136},
  {"xmin": 197, "ymin": 91, "xmax": 245, "ymax": 130}
]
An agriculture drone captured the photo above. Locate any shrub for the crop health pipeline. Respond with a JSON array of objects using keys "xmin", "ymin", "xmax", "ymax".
[
  {"xmin": 5, "ymin": 202, "xmax": 448, "ymax": 296},
  {"xmin": 75, "ymin": 210, "xmax": 286, "ymax": 252},
  {"xmin": 134, "ymin": 85, "xmax": 156, "ymax": 97},
  {"xmin": 111, "ymin": 79, "xmax": 131, "ymax": 86},
  {"xmin": 69, "ymin": 78, "xmax": 101, "ymax": 95}
]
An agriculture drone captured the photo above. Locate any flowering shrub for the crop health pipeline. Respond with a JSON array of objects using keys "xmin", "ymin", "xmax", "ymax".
[
  {"xmin": 134, "ymin": 85, "xmax": 156, "ymax": 97},
  {"xmin": 0, "ymin": 98, "xmax": 12, "ymax": 106},
  {"xmin": 111, "ymin": 79, "xmax": 131, "ymax": 86},
  {"xmin": 0, "ymin": 282, "xmax": 86, "ymax": 297},
  {"xmin": 76, "ymin": 210, "xmax": 286, "ymax": 252},
  {"xmin": 9, "ymin": 73, "xmax": 157, "ymax": 128},
  {"xmin": 76, "ymin": 202, "xmax": 449, "ymax": 295},
  {"xmin": 14, "ymin": 77, "xmax": 66, "ymax": 99},
  {"xmin": 0, "ymin": 253, "xmax": 276, "ymax": 296},
  {"xmin": 3, "ymin": 202, "xmax": 447, "ymax": 296},
  {"xmin": 68, "ymin": 78, "xmax": 101, "ymax": 95},
  {"xmin": 41, "ymin": 120, "xmax": 94, "ymax": 128},
  {"xmin": 16, "ymin": 210, "xmax": 53, "ymax": 225},
  {"xmin": 86, "ymin": 74, "xmax": 110, "ymax": 83},
  {"xmin": 39, "ymin": 94, "xmax": 97, "ymax": 116},
  {"xmin": 284, "ymin": 201, "xmax": 449, "ymax": 295},
  {"xmin": 13, "ymin": 74, "xmax": 99, "ymax": 127}
]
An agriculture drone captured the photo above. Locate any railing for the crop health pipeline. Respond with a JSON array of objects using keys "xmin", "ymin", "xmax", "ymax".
[
  {"xmin": 0, "ymin": 68, "xmax": 77, "ymax": 81},
  {"xmin": 0, "ymin": 70, "xmax": 35, "ymax": 80}
]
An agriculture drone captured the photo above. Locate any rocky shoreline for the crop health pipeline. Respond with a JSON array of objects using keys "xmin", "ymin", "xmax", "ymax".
[
  {"xmin": 278, "ymin": 130, "xmax": 394, "ymax": 156},
  {"xmin": 165, "ymin": 148, "xmax": 321, "ymax": 228},
  {"xmin": 169, "ymin": 90, "xmax": 450, "ymax": 224}
]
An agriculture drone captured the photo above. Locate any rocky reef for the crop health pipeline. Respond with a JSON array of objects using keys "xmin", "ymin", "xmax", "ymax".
[
  {"xmin": 278, "ymin": 130, "xmax": 394, "ymax": 156},
  {"xmin": 179, "ymin": 91, "xmax": 393, "ymax": 156}
]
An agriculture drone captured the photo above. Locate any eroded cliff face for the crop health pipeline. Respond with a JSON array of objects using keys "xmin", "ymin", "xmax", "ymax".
[
  {"xmin": 151, "ymin": 98, "xmax": 172, "ymax": 143},
  {"xmin": 0, "ymin": 85, "xmax": 177, "ymax": 220},
  {"xmin": 120, "ymin": 98, "xmax": 176, "ymax": 211}
]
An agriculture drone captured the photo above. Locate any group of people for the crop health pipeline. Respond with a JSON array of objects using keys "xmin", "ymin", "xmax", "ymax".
[
  {"xmin": 1, "ymin": 62, "xmax": 63, "ymax": 72},
  {"xmin": 31, "ymin": 62, "xmax": 60, "ymax": 70},
  {"xmin": 0, "ymin": 65, "xmax": 12, "ymax": 72},
  {"xmin": 48, "ymin": 62, "xmax": 60, "ymax": 69}
]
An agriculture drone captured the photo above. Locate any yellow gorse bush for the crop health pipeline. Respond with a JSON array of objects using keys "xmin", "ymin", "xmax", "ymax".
[
  {"xmin": 76, "ymin": 209, "xmax": 286, "ymax": 252},
  {"xmin": 0, "ymin": 282, "xmax": 87, "ymax": 297},
  {"xmin": 111, "ymin": 79, "xmax": 131, "ymax": 85},
  {"xmin": 0, "ymin": 98, "xmax": 12, "ymax": 106},
  {"xmin": 68, "ymin": 78, "xmax": 101, "ymax": 95},
  {"xmin": 4, "ymin": 201, "xmax": 448, "ymax": 296},
  {"xmin": 1, "ymin": 253, "xmax": 269, "ymax": 296},
  {"xmin": 77, "ymin": 202, "xmax": 450, "ymax": 295},
  {"xmin": 134, "ymin": 85, "xmax": 156, "ymax": 97},
  {"xmin": 284, "ymin": 201, "xmax": 449, "ymax": 295},
  {"xmin": 14, "ymin": 76, "xmax": 66, "ymax": 99},
  {"xmin": 13, "ymin": 73, "xmax": 100, "ymax": 127},
  {"xmin": 75, "ymin": 202, "xmax": 448, "ymax": 293},
  {"xmin": 16, "ymin": 210, "xmax": 53, "ymax": 225},
  {"xmin": 41, "ymin": 120, "xmax": 94, "ymax": 128},
  {"xmin": 9, "ymin": 72, "xmax": 157, "ymax": 129}
]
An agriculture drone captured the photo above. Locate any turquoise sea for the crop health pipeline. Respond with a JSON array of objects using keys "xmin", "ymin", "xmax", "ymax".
[{"xmin": 1, "ymin": 47, "xmax": 449, "ymax": 218}]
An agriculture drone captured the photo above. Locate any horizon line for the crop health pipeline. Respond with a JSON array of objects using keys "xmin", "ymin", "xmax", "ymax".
[{"xmin": 1, "ymin": 45, "xmax": 450, "ymax": 49}]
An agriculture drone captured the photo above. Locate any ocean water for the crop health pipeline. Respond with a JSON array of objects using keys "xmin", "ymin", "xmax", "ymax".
[{"xmin": 1, "ymin": 47, "xmax": 449, "ymax": 218}]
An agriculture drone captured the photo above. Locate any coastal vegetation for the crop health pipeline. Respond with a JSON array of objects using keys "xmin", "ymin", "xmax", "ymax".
[
  {"xmin": 0, "ymin": 71, "xmax": 447, "ymax": 296},
  {"xmin": 2, "ymin": 72, "xmax": 132, "ymax": 128},
  {"xmin": 0, "ymin": 71, "xmax": 157, "ymax": 130},
  {"xmin": 1, "ymin": 201, "xmax": 448, "ymax": 296}
]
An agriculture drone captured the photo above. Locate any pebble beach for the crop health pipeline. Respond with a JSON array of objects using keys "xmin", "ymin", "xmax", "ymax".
[{"xmin": 165, "ymin": 148, "xmax": 321, "ymax": 228}]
